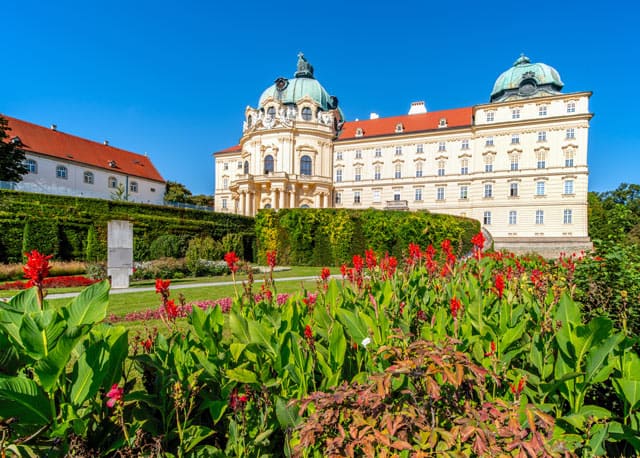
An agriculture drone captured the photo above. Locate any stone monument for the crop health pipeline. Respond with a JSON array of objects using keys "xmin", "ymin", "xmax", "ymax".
[{"xmin": 107, "ymin": 220, "xmax": 133, "ymax": 289}]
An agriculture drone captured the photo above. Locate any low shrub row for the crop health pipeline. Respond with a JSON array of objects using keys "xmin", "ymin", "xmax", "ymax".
[{"xmin": 0, "ymin": 275, "xmax": 98, "ymax": 291}]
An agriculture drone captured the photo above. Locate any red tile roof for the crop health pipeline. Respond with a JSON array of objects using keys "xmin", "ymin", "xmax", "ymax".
[
  {"xmin": 2, "ymin": 115, "xmax": 165, "ymax": 182},
  {"xmin": 215, "ymin": 144, "xmax": 241, "ymax": 154},
  {"xmin": 338, "ymin": 107, "xmax": 473, "ymax": 140}
]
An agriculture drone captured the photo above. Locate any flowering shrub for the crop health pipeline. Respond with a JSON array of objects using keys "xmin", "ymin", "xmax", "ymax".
[{"xmin": 0, "ymin": 275, "xmax": 99, "ymax": 291}]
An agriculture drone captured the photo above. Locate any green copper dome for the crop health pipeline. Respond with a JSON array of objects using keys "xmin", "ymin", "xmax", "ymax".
[
  {"xmin": 258, "ymin": 53, "xmax": 339, "ymax": 112},
  {"xmin": 490, "ymin": 54, "xmax": 564, "ymax": 102}
]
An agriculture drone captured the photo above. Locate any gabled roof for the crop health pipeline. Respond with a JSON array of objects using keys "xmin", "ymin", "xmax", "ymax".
[
  {"xmin": 214, "ymin": 144, "xmax": 241, "ymax": 155},
  {"xmin": 3, "ymin": 115, "xmax": 165, "ymax": 182},
  {"xmin": 338, "ymin": 107, "xmax": 473, "ymax": 140}
]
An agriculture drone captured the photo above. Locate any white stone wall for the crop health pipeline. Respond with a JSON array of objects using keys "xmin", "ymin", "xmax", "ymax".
[{"xmin": 19, "ymin": 153, "xmax": 165, "ymax": 204}]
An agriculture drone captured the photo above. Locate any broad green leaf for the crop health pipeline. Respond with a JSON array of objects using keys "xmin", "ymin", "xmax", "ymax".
[
  {"xmin": 328, "ymin": 321, "xmax": 346, "ymax": 370},
  {"xmin": 6, "ymin": 287, "xmax": 40, "ymax": 313},
  {"xmin": 225, "ymin": 367, "xmax": 258, "ymax": 384},
  {"xmin": 275, "ymin": 396, "xmax": 300, "ymax": 428},
  {"xmin": 228, "ymin": 311, "xmax": 250, "ymax": 343},
  {"xmin": 336, "ymin": 309, "xmax": 368, "ymax": 343},
  {"xmin": 247, "ymin": 319, "xmax": 276, "ymax": 358},
  {"xmin": 182, "ymin": 425, "xmax": 214, "ymax": 453},
  {"xmin": 19, "ymin": 311, "xmax": 65, "ymax": 360},
  {"xmin": 554, "ymin": 292, "xmax": 580, "ymax": 359},
  {"xmin": 588, "ymin": 422, "xmax": 609, "ymax": 456},
  {"xmin": 65, "ymin": 280, "xmax": 110, "ymax": 327},
  {"xmin": 584, "ymin": 333, "xmax": 624, "ymax": 385},
  {"xmin": 230, "ymin": 343, "xmax": 246, "ymax": 363},
  {"xmin": 0, "ymin": 376, "xmax": 51, "ymax": 424},
  {"xmin": 500, "ymin": 319, "xmax": 526, "ymax": 351},
  {"xmin": 208, "ymin": 400, "xmax": 228, "ymax": 423},
  {"xmin": 578, "ymin": 405, "xmax": 612, "ymax": 420},
  {"xmin": 614, "ymin": 379, "xmax": 640, "ymax": 409}
]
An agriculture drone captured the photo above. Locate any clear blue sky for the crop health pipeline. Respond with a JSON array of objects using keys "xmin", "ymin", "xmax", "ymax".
[{"xmin": 3, "ymin": 0, "xmax": 638, "ymax": 195}]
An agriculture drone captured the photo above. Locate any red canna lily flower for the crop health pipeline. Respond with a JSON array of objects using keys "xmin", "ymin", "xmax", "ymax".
[
  {"xmin": 142, "ymin": 337, "xmax": 153, "ymax": 352},
  {"xmin": 408, "ymin": 243, "xmax": 422, "ymax": 261},
  {"xmin": 450, "ymin": 297, "xmax": 462, "ymax": 319},
  {"xmin": 304, "ymin": 324, "xmax": 313, "ymax": 340},
  {"xmin": 340, "ymin": 264, "xmax": 347, "ymax": 278},
  {"xmin": 510, "ymin": 377, "xmax": 526, "ymax": 396},
  {"xmin": 23, "ymin": 250, "xmax": 53, "ymax": 288},
  {"xmin": 224, "ymin": 251, "xmax": 240, "ymax": 273},
  {"xmin": 484, "ymin": 341, "xmax": 496, "ymax": 357},
  {"xmin": 320, "ymin": 267, "xmax": 331, "ymax": 281},
  {"xmin": 106, "ymin": 383, "xmax": 124, "ymax": 408},
  {"xmin": 441, "ymin": 239, "xmax": 452, "ymax": 255},
  {"xmin": 494, "ymin": 274, "xmax": 505, "ymax": 299},
  {"xmin": 352, "ymin": 254, "xmax": 364, "ymax": 273},
  {"xmin": 266, "ymin": 250, "xmax": 277, "ymax": 269},
  {"xmin": 365, "ymin": 249, "xmax": 377, "ymax": 269},
  {"xmin": 155, "ymin": 278, "xmax": 171, "ymax": 295},
  {"xmin": 471, "ymin": 232, "xmax": 485, "ymax": 254},
  {"xmin": 165, "ymin": 299, "xmax": 179, "ymax": 319}
]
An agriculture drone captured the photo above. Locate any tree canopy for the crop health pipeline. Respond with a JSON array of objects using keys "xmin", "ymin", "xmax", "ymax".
[{"xmin": 0, "ymin": 116, "xmax": 28, "ymax": 182}]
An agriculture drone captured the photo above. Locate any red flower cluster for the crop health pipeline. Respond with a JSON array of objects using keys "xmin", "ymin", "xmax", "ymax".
[
  {"xmin": 229, "ymin": 388, "xmax": 249, "ymax": 412},
  {"xmin": 530, "ymin": 269, "xmax": 544, "ymax": 288},
  {"xmin": 484, "ymin": 341, "xmax": 497, "ymax": 357},
  {"xmin": 224, "ymin": 251, "xmax": 240, "ymax": 273},
  {"xmin": 408, "ymin": 243, "xmax": 422, "ymax": 264},
  {"xmin": 365, "ymin": 249, "xmax": 377, "ymax": 270},
  {"xmin": 440, "ymin": 240, "xmax": 457, "ymax": 277},
  {"xmin": 23, "ymin": 250, "xmax": 53, "ymax": 288},
  {"xmin": 510, "ymin": 377, "xmax": 526, "ymax": 396},
  {"xmin": 106, "ymin": 384, "xmax": 124, "ymax": 408},
  {"xmin": 165, "ymin": 299, "xmax": 179, "ymax": 320},
  {"xmin": 0, "ymin": 275, "xmax": 98, "ymax": 291},
  {"xmin": 352, "ymin": 254, "xmax": 364, "ymax": 273},
  {"xmin": 450, "ymin": 297, "xmax": 462, "ymax": 319},
  {"xmin": 304, "ymin": 324, "xmax": 313, "ymax": 340},
  {"xmin": 155, "ymin": 278, "xmax": 170, "ymax": 296},
  {"xmin": 320, "ymin": 267, "xmax": 331, "ymax": 281},
  {"xmin": 266, "ymin": 250, "xmax": 277, "ymax": 269},
  {"xmin": 471, "ymin": 232, "xmax": 485, "ymax": 259},
  {"xmin": 379, "ymin": 253, "xmax": 398, "ymax": 280}
]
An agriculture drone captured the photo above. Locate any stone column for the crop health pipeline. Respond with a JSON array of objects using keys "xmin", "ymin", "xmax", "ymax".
[
  {"xmin": 241, "ymin": 192, "xmax": 246, "ymax": 216},
  {"xmin": 279, "ymin": 189, "xmax": 286, "ymax": 209},
  {"xmin": 289, "ymin": 187, "xmax": 296, "ymax": 208},
  {"xmin": 314, "ymin": 193, "xmax": 320, "ymax": 208}
]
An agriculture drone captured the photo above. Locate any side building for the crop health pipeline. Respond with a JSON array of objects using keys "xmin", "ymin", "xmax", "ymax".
[
  {"xmin": 214, "ymin": 54, "xmax": 592, "ymax": 256},
  {"xmin": 3, "ymin": 115, "xmax": 166, "ymax": 204}
]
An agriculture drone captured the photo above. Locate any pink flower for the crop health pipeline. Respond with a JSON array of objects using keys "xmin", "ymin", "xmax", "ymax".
[{"xmin": 106, "ymin": 384, "xmax": 124, "ymax": 408}]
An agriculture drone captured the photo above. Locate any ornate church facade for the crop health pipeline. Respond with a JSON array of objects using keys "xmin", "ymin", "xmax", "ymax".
[{"xmin": 214, "ymin": 54, "xmax": 592, "ymax": 256}]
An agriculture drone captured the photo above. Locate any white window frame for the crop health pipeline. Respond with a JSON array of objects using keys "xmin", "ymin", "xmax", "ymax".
[{"xmin": 509, "ymin": 210, "xmax": 517, "ymax": 225}]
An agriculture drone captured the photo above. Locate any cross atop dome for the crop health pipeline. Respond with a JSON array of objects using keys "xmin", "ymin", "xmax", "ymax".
[
  {"xmin": 513, "ymin": 53, "xmax": 531, "ymax": 66},
  {"xmin": 295, "ymin": 52, "xmax": 315, "ymax": 78}
]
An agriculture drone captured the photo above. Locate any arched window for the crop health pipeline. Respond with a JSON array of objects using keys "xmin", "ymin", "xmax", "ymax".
[
  {"xmin": 300, "ymin": 204, "xmax": 310, "ymax": 209},
  {"xmin": 56, "ymin": 165, "xmax": 68, "ymax": 179},
  {"xmin": 300, "ymin": 155, "xmax": 312, "ymax": 175},
  {"xmin": 267, "ymin": 107, "xmax": 276, "ymax": 120},
  {"xmin": 247, "ymin": 115, "xmax": 252, "ymax": 127},
  {"xmin": 264, "ymin": 203, "xmax": 272, "ymax": 209},
  {"xmin": 264, "ymin": 155, "xmax": 274, "ymax": 174},
  {"xmin": 244, "ymin": 160, "xmax": 249, "ymax": 174},
  {"xmin": 108, "ymin": 176, "xmax": 117, "ymax": 188},
  {"xmin": 301, "ymin": 107, "xmax": 312, "ymax": 121},
  {"xmin": 83, "ymin": 171, "xmax": 94, "ymax": 184},
  {"xmin": 24, "ymin": 159, "xmax": 37, "ymax": 174},
  {"xmin": 129, "ymin": 181, "xmax": 138, "ymax": 193}
]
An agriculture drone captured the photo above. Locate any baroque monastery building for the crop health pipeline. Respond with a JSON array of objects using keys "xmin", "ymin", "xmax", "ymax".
[
  {"xmin": 214, "ymin": 54, "xmax": 592, "ymax": 256},
  {"xmin": 2, "ymin": 115, "xmax": 166, "ymax": 204}
]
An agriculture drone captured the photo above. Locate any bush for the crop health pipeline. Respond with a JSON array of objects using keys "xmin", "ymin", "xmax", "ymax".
[
  {"xmin": 149, "ymin": 234, "xmax": 189, "ymax": 260},
  {"xmin": 131, "ymin": 258, "xmax": 190, "ymax": 280},
  {"xmin": 86, "ymin": 262, "xmax": 107, "ymax": 280},
  {"xmin": 185, "ymin": 236, "xmax": 224, "ymax": 276}
]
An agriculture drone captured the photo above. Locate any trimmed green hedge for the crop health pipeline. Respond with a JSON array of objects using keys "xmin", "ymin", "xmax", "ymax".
[
  {"xmin": 255, "ymin": 208, "xmax": 480, "ymax": 266},
  {"xmin": 0, "ymin": 190, "xmax": 254, "ymax": 263}
]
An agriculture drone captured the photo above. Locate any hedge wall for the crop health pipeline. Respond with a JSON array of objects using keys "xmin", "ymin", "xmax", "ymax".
[
  {"xmin": 0, "ymin": 190, "xmax": 254, "ymax": 263},
  {"xmin": 255, "ymin": 208, "xmax": 480, "ymax": 266}
]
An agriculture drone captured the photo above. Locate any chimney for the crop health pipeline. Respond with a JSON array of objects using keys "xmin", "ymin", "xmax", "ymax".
[
  {"xmin": 370, "ymin": 112, "xmax": 379, "ymax": 119},
  {"xmin": 50, "ymin": 124, "xmax": 57, "ymax": 131},
  {"xmin": 408, "ymin": 101, "xmax": 427, "ymax": 115},
  {"xmin": 104, "ymin": 140, "xmax": 109, "ymax": 146}
]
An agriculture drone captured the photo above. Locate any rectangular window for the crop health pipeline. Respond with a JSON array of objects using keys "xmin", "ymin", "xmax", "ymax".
[
  {"xmin": 374, "ymin": 166, "xmax": 381, "ymax": 180},
  {"xmin": 564, "ymin": 209, "xmax": 573, "ymax": 224},
  {"xmin": 566, "ymin": 128, "xmax": 575, "ymax": 139},
  {"xmin": 394, "ymin": 192, "xmax": 401, "ymax": 201},
  {"xmin": 485, "ymin": 162, "xmax": 493, "ymax": 173},
  {"xmin": 415, "ymin": 163, "xmax": 423, "ymax": 177},
  {"xmin": 336, "ymin": 151, "xmax": 343, "ymax": 160},
  {"xmin": 395, "ymin": 146, "xmax": 402, "ymax": 156},
  {"xmin": 485, "ymin": 136, "xmax": 494, "ymax": 147},
  {"xmin": 536, "ymin": 210, "xmax": 544, "ymax": 225},
  {"xmin": 336, "ymin": 169, "xmax": 342, "ymax": 182},
  {"xmin": 355, "ymin": 149, "xmax": 362, "ymax": 159},
  {"xmin": 538, "ymin": 131, "xmax": 547, "ymax": 142},
  {"xmin": 510, "ymin": 182, "xmax": 518, "ymax": 197},
  {"xmin": 355, "ymin": 167, "xmax": 362, "ymax": 181},
  {"xmin": 237, "ymin": 161, "xmax": 243, "ymax": 169},
  {"xmin": 564, "ymin": 180, "xmax": 574, "ymax": 195},
  {"xmin": 223, "ymin": 178, "xmax": 228, "ymax": 189},
  {"xmin": 395, "ymin": 165, "xmax": 402, "ymax": 179},
  {"xmin": 512, "ymin": 109, "xmax": 520, "ymax": 119},
  {"xmin": 486, "ymin": 111, "xmax": 494, "ymax": 122},
  {"xmin": 536, "ymin": 181, "xmax": 545, "ymax": 196},
  {"xmin": 222, "ymin": 198, "xmax": 228, "ymax": 209},
  {"xmin": 537, "ymin": 153, "xmax": 546, "ymax": 169},
  {"xmin": 567, "ymin": 102, "xmax": 576, "ymax": 113},
  {"xmin": 460, "ymin": 159, "xmax": 469, "ymax": 175},
  {"xmin": 416, "ymin": 144, "xmax": 424, "ymax": 153},
  {"xmin": 510, "ymin": 157, "xmax": 519, "ymax": 171},
  {"xmin": 436, "ymin": 187, "xmax": 445, "ymax": 201},
  {"xmin": 438, "ymin": 142, "xmax": 446, "ymax": 152},
  {"xmin": 437, "ymin": 160, "xmax": 445, "ymax": 176},
  {"xmin": 509, "ymin": 210, "xmax": 517, "ymax": 225},
  {"xmin": 565, "ymin": 155, "xmax": 574, "ymax": 167},
  {"xmin": 354, "ymin": 191, "xmax": 361, "ymax": 204},
  {"xmin": 539, "ymin": 105, "xmax": 547, "ymax": 116},
  {"xmin": 483, "ymin": 211, "xmax": 492, "ymax": 225},
  {"xmin": 372, "ymin": 190, "xmax": 381, "ymax": 202},
  {"xmin": 461, "ymin": 139, "xmax": 469, "ymax": 150},
  {"xmin": 335, "ymin": 192, "xmax": 342, "ymax": 204},
  {"xmin": 459, "ymin": 185, "xmax": 468, "ymax": 199},
  {"xmin": 223, "ymin": 163, "xmax": 229, "ymax": 170},
  {"xmin": 375, "ymin": 148, "xmax": 382, "ymax": 157},
  {"xmin": 511, "ymin": 134, "xmax": 520, "ymax": 145},
  {"xmin": 415, "ymin": 188, "xmax": 423, "ymax": 201},
  {"xmin": 484, "ymin": 184, "xmax": 493, "ymax": 198}
]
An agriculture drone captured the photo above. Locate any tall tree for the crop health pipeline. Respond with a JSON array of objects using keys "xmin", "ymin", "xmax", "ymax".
[
  {"xmin": 0, "ymin": 115, "xmax": 28, "ymax": 182},
  {"xmin": 164, "ymin": 180, "xmax": 193, "ymax": 204}
]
